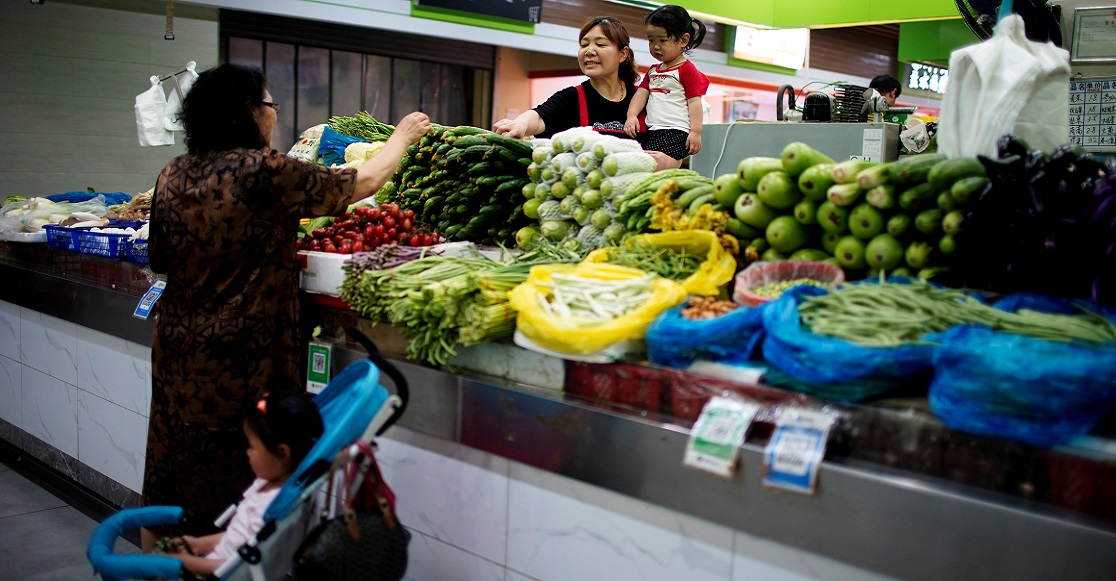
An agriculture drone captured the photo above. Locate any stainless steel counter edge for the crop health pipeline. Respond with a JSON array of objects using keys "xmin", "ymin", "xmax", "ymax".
[
  {"xmin": 6, "ymin": 257, "xmax": 1116, "ymax": 579},
  {"xmin": 327, "ymin": 346, "xmax": 1116, "ymax": 581}
]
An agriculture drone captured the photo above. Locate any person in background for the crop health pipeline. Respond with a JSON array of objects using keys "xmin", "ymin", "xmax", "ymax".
[
  {"xmin": 143, "ymin": 63, "xmax": 429, "ymax": 548},
  {"xmin": 869, "ymin": 74, "xmax": 902, "ymax": 106},
  {"xmin": 623, "ymin": 4, "xmax": 710, "ymax": 160},
  {"xmin": 492, "ymin": 16, "xmax": 680, "ymax": 170},
  {"xmin": 161, "ymin": 392, "xmax": 324, "ymax": 577}
]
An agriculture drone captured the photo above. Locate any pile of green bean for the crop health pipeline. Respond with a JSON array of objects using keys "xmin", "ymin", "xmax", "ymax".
[
  {"xmin": 799, "ymin": 281, "xmax": 1116, "ymax": 347},
  {"xmin": 597, "ymin": 243, "xmax": 703, "ymax": 283}
]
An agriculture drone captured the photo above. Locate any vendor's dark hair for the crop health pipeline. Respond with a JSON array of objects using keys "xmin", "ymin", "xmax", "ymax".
[
  {"xmin": 180, "ymin": 63, "xmax": 269, "ymax": 155},
  {"xmin": 244, "ymin": 392, "xmax": 323, "ymax": 468},
  {"xmin": 870, "ymin": 74, "xmax": 902, "ymax": 98},
  {"xmin": 645, "ymin": 5, "xmax": 706, "ymax": 52},
  {"xmin": 580, "ymin": 16, "xmax": 638, "ymax": 87}
]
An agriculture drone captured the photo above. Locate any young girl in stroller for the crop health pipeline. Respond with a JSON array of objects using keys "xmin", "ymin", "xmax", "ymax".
[{"xmin": 160, "ymin": 392, "xmax": 323, "ymax": 578}]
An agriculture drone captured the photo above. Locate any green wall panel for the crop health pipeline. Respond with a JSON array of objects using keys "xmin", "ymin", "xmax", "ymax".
[
  {"xmin": 409, "ymin": 4, "xmax": 535, "ymax": 34},
  {"xmin": 899, "ymin": 20, "xmax": 978, "ymax": 64},
  {"xmin": 683, "ymin": 0, "xmax": 959, "ymax": 28}
]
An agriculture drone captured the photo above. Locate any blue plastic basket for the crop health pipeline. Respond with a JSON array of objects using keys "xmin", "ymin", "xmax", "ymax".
[
  {"xmin": 74, "ymin": 228, "xmax": 129, "ymax": 259},
  {"xmin": 126, "ymin": 238, "xmax": 149, "ymax": 265},
  {"xmin": 43, "ymin": 225, "xmax": 77, "ymax": 251}
]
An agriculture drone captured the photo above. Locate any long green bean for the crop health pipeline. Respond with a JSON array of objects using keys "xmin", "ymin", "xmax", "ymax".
[{"xmin": 799, "ymin": 281, "xmax": 1116, "ymax": 346}]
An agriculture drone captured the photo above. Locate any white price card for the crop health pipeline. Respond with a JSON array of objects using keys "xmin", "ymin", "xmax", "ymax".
[
  {"xmin": 132, "ymin": 279, "xmax": 166, "ymax": 320},
  {"xmin": 305, "ymin": 342, "xmax": 332, "ymax": 395},
  {"xmin": 684, "ymin": 396, "xmax": 760, "ymax": 479},
  {"xmin": 762, "ymin": 409, "xmax": 835, "ymax": 494}
]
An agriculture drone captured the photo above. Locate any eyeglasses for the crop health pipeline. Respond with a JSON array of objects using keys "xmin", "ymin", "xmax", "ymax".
[{"xmin": 259, "ymin": 100, "xmax": 280, "ymax": 112}]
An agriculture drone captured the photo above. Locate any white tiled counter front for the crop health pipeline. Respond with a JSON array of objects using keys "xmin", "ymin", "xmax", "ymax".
[
  {"xmin": 0, "ymin": 298, "xmax": 149, "ymax": 506},
  {"xmin": 378, "ymin": 427, "xmax": 898, "ymax": 581}
]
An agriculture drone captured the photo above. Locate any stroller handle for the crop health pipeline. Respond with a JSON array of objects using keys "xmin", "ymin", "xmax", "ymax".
[
  {"xmin": 87, "ymin": 505, "xmax": 185, "ymax": 581},
  {"xmin": 344, "ymin": 326, "xmax": 409, "ymax": 436}
]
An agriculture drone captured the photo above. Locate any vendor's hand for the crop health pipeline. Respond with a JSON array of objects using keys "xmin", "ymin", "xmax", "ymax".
[
  {"xmin": 644, "ymin": 150, "xmax": 683, "ymax": 171},
  {"xmin": 686, "ymin": 132, "xmax": 702, "ymax": 156},
  {"xmin": 392, "ymin": 112, "xmax": 432, "ymax": 145},
  {"xmin": 493, "ymin": 118, "xmax": 526, "ymax": 139},
  {"xmin": 623, "ymin": 116, "xmax": 640, "ymax": 138}
]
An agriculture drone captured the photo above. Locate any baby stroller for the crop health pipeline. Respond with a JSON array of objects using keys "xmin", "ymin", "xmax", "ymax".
[{"xmin": 87, "ymin": 328, "xmax": 409, "ymax": 581}]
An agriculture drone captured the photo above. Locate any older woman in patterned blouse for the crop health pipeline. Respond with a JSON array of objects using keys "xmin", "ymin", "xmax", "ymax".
[{"xmin": 142, "ymin": 63, "xmax": 428, "ymax": 547}]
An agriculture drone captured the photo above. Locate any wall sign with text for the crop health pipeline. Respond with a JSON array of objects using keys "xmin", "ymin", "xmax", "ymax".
[
  {"xmin": 906, "ymin": 62, "xmax": 948, "ymax": 95},
  {"xmin": 1070, "ymin": 78, "xmax": 1116, "ymax": 151}
]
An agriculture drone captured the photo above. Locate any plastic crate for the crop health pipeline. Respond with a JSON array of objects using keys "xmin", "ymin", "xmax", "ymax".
[
  {"xmin": 74, "ymin": 228, "xmax": 129, "ymax": 259},
  {"xmin": 126, "ymin": 238, "xmax": 149, "ymax": 265},
  {"xmin": 43, "ymin": 225, "xmax": 77, "ymax": 251}
]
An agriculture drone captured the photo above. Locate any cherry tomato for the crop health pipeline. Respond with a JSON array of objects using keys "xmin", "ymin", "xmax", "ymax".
[
  {"xmin": 323, "ymin": 242, "xmax": 336, "ymax": 253},
  {"xmin": 364, "ymin": 225, "xmax": 375, "ymax": 239},
  {"xmin": 382, "ymin": 215, "xmax": 396, "ymax": 229},
  {"xmin": 386, "ymin": 227, "xmax": 398, "ymax": 240},
  {"xmin": 372, "ymin": 224, "xmax": 385, "ymax": 236},
  {"xmin": 421, "ymin": 234, "xmax": 433, "ymax": 246},
  {"xmin": 409, "ymin": 234, "xmax": 421, "ymax": 246},
  {"xmin": 352, "ymin": 241, "xmax": 364, "ymax": 253},
  {"xmin": 354, "ymin": 233, "xmax": 365, "ymax": 243},
  {"xmin": 339, "ymin": 241, "xmax": 352, "ymax": 254},
  {"xmin": 403, "ymin": 209, "xmax": 415, "ymax": 220},
  {"xmin": 401, "ymin": 218, "xmax": 412, "ymax": 232}
]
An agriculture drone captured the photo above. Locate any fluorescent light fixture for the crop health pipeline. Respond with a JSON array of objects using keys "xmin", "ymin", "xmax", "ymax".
[{"xmin": 733, "ymin": 25, "xmax": 809, "ymax": 70}]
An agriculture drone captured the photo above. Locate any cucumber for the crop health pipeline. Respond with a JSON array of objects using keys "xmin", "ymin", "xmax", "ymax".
[
  {"xmin": 423, "ymin": 196, "xmax": 446, "ymax": 216},
  {"xmin": 949, "ymin": 176, "xmax": 990, "ymax": 206},
  {"xmin": 927, "ymin": 158, "xmax": 986, "ymax": 189},
  {"xmin": 687, "ymin": 192, "xmax": 716, "ymax": 214},
  {"xmin": 448, "ymin": 125, "xmax": 488, "ymax": 138},
  {"xmin": 898, "ymin": 182, "xmax": 938, "ymax": 211},
  {"xmin": 460, "ymin": 145, "xmax": 495, "ymax": 163},
  {"xmin": 452, "ymin": 136, "xmax": 490, "ymax": 149},
  {"xmin": 887, "ymin": 153, "xmax": 947, "ymax": 185},
  {"xmin": 914, "ymin": 208, "xmax": 943, "ymax": 236},
  {"xmin": 483, "ymin": 133, "xmax": 533, "ymax": 157},
  {"xmin": 675, "ymin": 185, "xmax": 714, "ymax": 208}
]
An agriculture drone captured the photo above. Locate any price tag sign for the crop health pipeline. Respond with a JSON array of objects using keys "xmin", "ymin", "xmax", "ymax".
[
  {"xmin": 684, "ymin": 396, "xmax": 760, "ymax": 478},
  {"xmin": 762, "ymin": 409, "xmax": 835, "ymax": 494},
  {"xmin": 306, "ymin": 342, "xmax": 332, "ymax": 394},
  {"xmin": 132, "ymin": 279, "xmax": 166, "ymax": 320}
]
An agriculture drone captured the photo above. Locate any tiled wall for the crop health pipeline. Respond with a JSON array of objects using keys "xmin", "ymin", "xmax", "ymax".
[
  {"xmin": 378, "ymin": 427, "xmax": 901, "ymax": 581},
  {"xmin": 0, "ymin": 0, "xmax": 219, "ymax": 197},
  {"xmin": 0, "ymin": 299, "xmax": 148, "ymax": 507}
]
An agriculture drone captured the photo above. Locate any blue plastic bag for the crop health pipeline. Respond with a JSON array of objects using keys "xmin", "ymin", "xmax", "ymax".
[
  {"xmin": 928, "ymin": 294, "xmax": 1116, "ymax": 447},
  {"xmin": 318, "ymin": 125, "xmax": 367, "ymax": 167},
  {"xmin": 645, "ymin": 300, "xmax": 768, "ymax": 368},
  {"xmin": 760, "ymin": 285, "xmax": 937, "ymax": 401},
  {"xmin": 47, "ymin": 191, "xmax": 131, "ymax": 205}
]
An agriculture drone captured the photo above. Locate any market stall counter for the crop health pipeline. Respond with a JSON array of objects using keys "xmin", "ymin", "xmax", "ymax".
[{"xmin": 2, "ymin": 241, "xmax": 1115, "ymax": 581}]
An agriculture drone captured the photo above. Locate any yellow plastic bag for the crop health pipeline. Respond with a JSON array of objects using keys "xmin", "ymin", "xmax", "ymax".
[
  {"xmin": 583, "ymin": 230, "xmax": 735, "ymax": 296},
  {"xmin": 507, "ymin": 262, "xmax": 687, "ymax": 355}
]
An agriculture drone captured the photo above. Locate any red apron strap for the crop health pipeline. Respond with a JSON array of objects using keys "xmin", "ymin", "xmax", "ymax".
[{"xmin": 576, "ymin": 84, "xmax": 589, "ymax": 127}]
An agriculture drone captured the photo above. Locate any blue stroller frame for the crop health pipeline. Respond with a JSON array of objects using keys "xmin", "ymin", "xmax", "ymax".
[{"xmin": 87, "ymin": 328, "xmax": 409, "ymax": 581}]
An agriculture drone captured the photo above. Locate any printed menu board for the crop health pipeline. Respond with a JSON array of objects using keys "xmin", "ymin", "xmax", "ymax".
[{"xmin": 1070, "ymin": 78, "xmax": 1116, "ymax": 150}]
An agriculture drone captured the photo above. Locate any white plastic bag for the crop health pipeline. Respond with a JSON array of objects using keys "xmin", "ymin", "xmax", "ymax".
[
  {"xmin": 135, "ymin": 75, "xmax": 174, "ymax": 147},
  {"xmin": 163, "ymin": 61, "xmax": 198, "ymax": 132},
  {"xmin": 937, "ymin": 14, "xmax": 1070, "ymax": 159}
]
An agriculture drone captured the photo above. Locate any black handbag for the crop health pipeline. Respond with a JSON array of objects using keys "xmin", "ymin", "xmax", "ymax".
[{"xmin": 292, "ymin": 439, "xmax": 410, "ymax": 581}]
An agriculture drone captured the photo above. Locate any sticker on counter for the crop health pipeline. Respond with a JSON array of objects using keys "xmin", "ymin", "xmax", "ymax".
[
  {"xmin": 132, "ymin": 279, "xmax": 166, "ymax": 320},
  {"xmin": 762, "ymin": 409, "xmax": 835, "ymax": 494},
  {"xmin": 684, "ymin": 396, "xmax": 760, "ymax": 479},
  {"xmin": 306, "ymin": 342, "xmax": 332, "ymax": 394}
]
